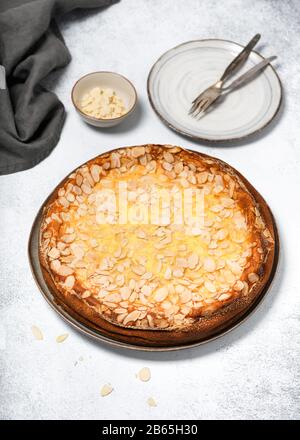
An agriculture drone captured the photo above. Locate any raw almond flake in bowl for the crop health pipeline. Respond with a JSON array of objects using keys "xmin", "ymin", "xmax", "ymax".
[{"xmin": 38, "ymin": 144, "xmax": 278, "ymax": 348}]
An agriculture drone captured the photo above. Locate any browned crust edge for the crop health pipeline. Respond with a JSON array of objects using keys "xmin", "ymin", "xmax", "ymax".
[{"xmin": 37, "ymin": 145, "xmax": 278, "ymax": 347}]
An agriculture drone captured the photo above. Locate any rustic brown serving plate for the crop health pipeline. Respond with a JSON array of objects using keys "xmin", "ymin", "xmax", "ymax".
[{"xmin": 28, "ymin": 146, "xmax": 279, "ymax": 351}]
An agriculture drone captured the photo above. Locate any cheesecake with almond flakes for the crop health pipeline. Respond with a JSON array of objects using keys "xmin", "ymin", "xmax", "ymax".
[{"xmin": 39, "ymin": 145, "xmax": 277, "ymax": 346}]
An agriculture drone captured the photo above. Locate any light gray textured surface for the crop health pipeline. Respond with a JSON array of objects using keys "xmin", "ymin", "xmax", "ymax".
[{"xmin": 0, "ymin": 0, "xmax": 299, "ymax": 420}]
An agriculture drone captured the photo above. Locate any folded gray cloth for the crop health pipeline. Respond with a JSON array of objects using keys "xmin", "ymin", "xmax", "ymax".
[{"xmin": 0, "ymin": 0, "xmax": 119, "ymax": 175}]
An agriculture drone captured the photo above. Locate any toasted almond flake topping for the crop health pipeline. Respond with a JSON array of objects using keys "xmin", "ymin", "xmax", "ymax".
[
  {"xmin": 50, "ymin": 259, "xmax": 61, "ymax": 273},
  {"xmin": 110, "ymin": 152, "xmax": 121, "ymax": 168},
  {"xmin": 43, "ymin": 145, "xmax": 268, "ymax": 330},
  {"xmin": 164, "ymin": 267, "xmax": 172, "ymax": 280},
  {"xmin": 197, "ymin": 171, "xmax": 208, "ymax": 184},
  {"xmin": 204, "ymin": 280, "xmax": 216, "ymax": 293},
  {"xmin": 188, "ymin": 253, "xmax": 199, "ymax": 270},
  {"xmin": 61, "ymin": 233, "xmax": 76, "ymax": 244},
  {"xmin": 137, "ymin": 229, "xmax": 147, "ymax": 239},
  {"xmin": 48, "ymin": 247, "xmax": 60, "ymax": 259},
  {"xmin": 132, "ymin": 265, "xmax": 146, "ymax": 276},
  {"xmin": 203, "ymin": 257, "xmax": 216, "ymax": 272},
  {"xmin": 116, "ymin": 313, "xmax": 127, "ymax": 323},
  {"xmin": 218, "ymin": 293, "xmax": 231, "ymax": 301},
  {"xmin": 180, "ymin": 289, "xmax": 192, "ymax": 304},
  {"xmin": 224, "ymin": 270, "xmax": 235, "ymax": 284},
  {"xmin": 82, "ymin": 290, "xmax": 91, "ymax": 298},
  {"xmin": 58, "ymin": 265, "xmax": 74, "ymax": 277},
  {"xmin": 101, "ymin": 384, "xmax": 113, "ymax": 397},
  {"xmin": 76, "ymin": 174, "xmax": 83, "ymax": 186},
  {"xmin": 187, "ymin": 171, "xmax": 196, "ymax": 184},
  {"xmin": 227, "ymin": 260, "xmax": 242, "ymax": 275},
  {"xmin": 242, "ymin": 281, "xmax": 249, "ymax": 295},
  {"xmin": 175, "ymin": 284, "xmax": 184, "ymax": 293},
  {"xmin": 59, "ymin": 196, "xmax": 70, "ymax": 208},
  {"xmin": 174, "ymin": 161, "xmax": 184, "ymax": 174},
  {"xmin": 66, "ymin": 192, "xmax": 75, "ymax": 203},
  {"xmin": 132, "ymin": 146, "xmax": 145, "ymax": 158},
  {"xmin": 106, "ymin": 293, "xmax": 121, "ymax": 303},
  {"xmin": 162, "ymin": 161, "xmax": 173, "ymax": 171},
  {"xmin": 115, "ymin": 274, "xmax": 125, "ymax": 286},
  {"xmin": 163, "ymin": 151, "xmax": 174, "ymax": 163},
  {"xmin": 180, "ymin": 177, "xmax": 189, "ymax": 188},
  {"xmin": 234, "ymin": 280, "xmax": 244, "ymax": 291},
  {"xmin": 31, "ymin": 325, "xmax": 43, "ymax": 341},
  {"xmin": 141, "ymin": 285, "xmax": 152, "ymax": 296},
  {"xmin": 90, "ymin": 164, "xmax": 101, "ymax": 183},
  {"xmin": 176, "ymin": 257, "xmax": 188, "ymax": 268},
  {"xmin": 142, "ymin": 272, "xmax": 153, "ymax": 280},
  {"xmin": 65, "ymin": 275, "xmax": 75, "ymax": 289},
  {"xmin": 166, "ymin": 145, "xmax": 181, "ymax": 153},
  {"xmin": 56, "ymin": 333, "xmax": 69, "ymax": 343},
  {"xmin": 139, "ymin": 154, "xmax": 148, "ymax": 166},
  {"xmin": 137, "ymin": 367, "xmax": 151, "ymax": 382},
  {"xmin": 81, "ymin": 183, "xmax": 92, "ymax": 195},
  {"xmin": 173, "ymin": 268, "xmax": 184, "ymax": 278},
  {"xmin": 115, "ymin": 307, "xmax": 128, "ymax": 314},
  {"xmin": 129, "ymin": 279, "xmax": 136, "ymax": 290},
  {"xmin": 123, "ymin": 310, "xmax": 141, "ymax": 325}
]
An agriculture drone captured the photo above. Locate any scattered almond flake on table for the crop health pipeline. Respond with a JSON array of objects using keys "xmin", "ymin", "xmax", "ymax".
[
  {"xmin": 56, "ymin": 333, "xmax": 69, "ymax": 343},
  {"xmin": 101, "ymin": 384, "xmax": 113, "ymax": 397},
  {"xmin": 31, "ymin": 325, "xmax": 43, "ymax": 341},
  {"xmin": 137, "ymin": 367, "xmax": 151, "ymax": 382},
  {"xmin": 147, "ymin": 397, "xmax": 157, "ymax": 407}
]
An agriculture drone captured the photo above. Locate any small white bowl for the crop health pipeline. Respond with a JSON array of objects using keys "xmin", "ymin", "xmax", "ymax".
[{"xmin": 71, "ymin": 71, "xmax": 137, "ymax": 128}]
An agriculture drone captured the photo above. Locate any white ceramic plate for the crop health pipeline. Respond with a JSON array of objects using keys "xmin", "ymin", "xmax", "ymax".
[{"xmin": 147, "ymin": 39, "xmax": 282, "ymax": 142}]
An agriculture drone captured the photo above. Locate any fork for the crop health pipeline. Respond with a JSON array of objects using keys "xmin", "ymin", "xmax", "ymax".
[{"xmin": 189, "ymin": 34, "xmax": 261, "ymax": 118}]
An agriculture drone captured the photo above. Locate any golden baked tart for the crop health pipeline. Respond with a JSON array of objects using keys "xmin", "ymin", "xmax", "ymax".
[{"xmin": 39, "ymin": 145, "xmax": 277, "ymax": 347}]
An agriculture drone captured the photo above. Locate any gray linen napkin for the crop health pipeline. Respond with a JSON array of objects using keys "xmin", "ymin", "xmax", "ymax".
[{"xmin": 0, "ymin": 0, "xmax": 119, "ymax": 175}]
